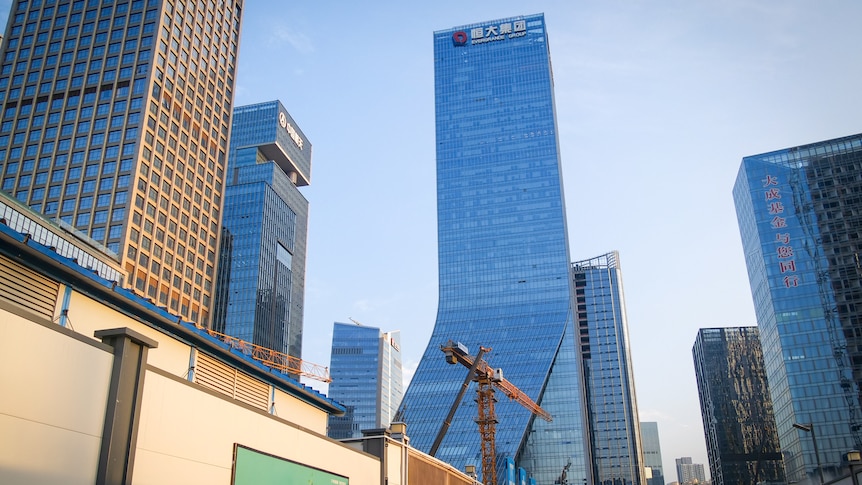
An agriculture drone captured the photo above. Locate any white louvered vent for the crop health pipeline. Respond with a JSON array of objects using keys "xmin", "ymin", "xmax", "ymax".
[
  {"xmin": 0, "ymin": 255, "xmax": 59, "ymax": 320},
  {"xmin": 194, "ymin": 351, "xmax": 270, "ymax": 411}
]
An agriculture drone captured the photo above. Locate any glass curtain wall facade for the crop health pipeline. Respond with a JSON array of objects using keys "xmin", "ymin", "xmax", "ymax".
[
  {"xmin": 692, "ymin": 327, "xmax": 784, "ymax": 485},
  {"xmin": 380, "ymin": 328, "xmax": 403, "ymax": 430},
  {"xmin": 573, "ymin": 251, "xmax": 645, "ymax": 485},
  {"xmin": 640, "ymin": 422, "xmax": 665, "ymax": 485},
  {"xmin": 213, "ymin": 100, "xmax": 310, "ymax": 358},
  {"xmin": 733, "ymin": 133, "xmax": 862, "ymax": 482},
  {"xmin": 397, "ymin": 14, "xmax": 589, "ymax": 485},
  {"xmin": 327, "ymin": 322, "xmax": 403, "ymax": 439},
  {"xmin": 0, "ymin": 0, "xmax": 242, "ymax": 326}
]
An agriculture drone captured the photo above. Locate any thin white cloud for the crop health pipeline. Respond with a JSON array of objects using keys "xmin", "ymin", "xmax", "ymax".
[
  {"xmin": 269, "ymin": 26, "xmax": 315, "ymax": 55},
  {"xmin": 353, "ymin": 299, "xmax": 372, "ymax": 312}
]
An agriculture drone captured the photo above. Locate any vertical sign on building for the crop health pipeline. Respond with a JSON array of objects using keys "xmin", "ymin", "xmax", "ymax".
[{"xmin": 762, "ymin": 174, "xmax": 799, "ymax": 288}]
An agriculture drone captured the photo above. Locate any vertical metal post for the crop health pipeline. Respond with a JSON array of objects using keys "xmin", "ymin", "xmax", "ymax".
[
  {"xmin": 794, "ymin": 422, "xmax": 824, "ymax": 485},
  {"xmin": 94, "ymin": 328, "xmax": 158, "ymax": 485}
]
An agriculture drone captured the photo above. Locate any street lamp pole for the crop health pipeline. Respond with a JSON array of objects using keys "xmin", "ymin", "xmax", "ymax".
[
  {"xmin": 845, "ymin": 450, "xmax": 861, "ymax": 485},
  {"xmin": 794, "ymin": 422, "xmax": 824, "ymax": 485}
]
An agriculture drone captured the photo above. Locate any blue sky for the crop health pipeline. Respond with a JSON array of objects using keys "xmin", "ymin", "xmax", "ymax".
[
  {"xmin": 4, "ymin": 0, "xmax": 862, "ymax": 480},
  {"xmin": 234, "ymin": 1, "xmax": 862, "ymax": 479}
]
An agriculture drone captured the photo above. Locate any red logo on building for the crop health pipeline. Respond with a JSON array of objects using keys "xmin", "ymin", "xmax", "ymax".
[{"xmin": 452, "ymin": 31, "xmax": 468, "ymax": 46}]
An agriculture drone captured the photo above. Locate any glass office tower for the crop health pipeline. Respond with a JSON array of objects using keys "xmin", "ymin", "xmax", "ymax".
[
  {"xmin": 640, "ymin": 422, "xmax": 665, "ymax": 485},
  {"xmin": 733, "ymin": 133, "xmax": 862, "ymax": 482},
  {"xmin": 327, "ymin": 321, "xmax": 403, "ymax": 439},
  {"xmin": 213, "ymin": 101, "xmax": 310, "ymax": 358},
  {"xmin": 398, "ymin": 14, "xmax": 589, "ymax": 485},
  {"xmin": 692, "ymin": 327, "xmax": 784, "ymax": 485},
  {"xmin": 573, "ymin": 252, "xmax": 645, "ymax": 485},
  {"xmin": 0, "ymin": 0, "xmax": 242, "ymax": 326}
]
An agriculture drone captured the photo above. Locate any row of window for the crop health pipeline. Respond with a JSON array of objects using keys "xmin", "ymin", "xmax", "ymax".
[
  {"xmin": 8, "ymin": 24, "xmax": 154, "ymax": 59},
  {"xmin": 2, "ymin": 50, "xmax": 150, "ymax": 88},
  {"xmin": 9, "ymin": 8, "xmax": 158, "ymax": 47},
  {"xmin": 18, "ymin": 191, "xmax": 127, "ymax": 215},
  {"xmin": 14, "ymin": 0, "xmax": 152, "ymax": 16},
  {"xmin": 0, "ymin": 67, "xmax": 146, "ymax": 101}
]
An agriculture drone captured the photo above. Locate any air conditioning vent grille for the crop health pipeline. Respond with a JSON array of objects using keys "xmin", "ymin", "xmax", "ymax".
[
  {"xmin": 194, "ymin": 351, "xmax": 270, "ymax": 410},
  {"xmin": 0, "ymin": 255, "xmax": 59, "ymax": 320}
]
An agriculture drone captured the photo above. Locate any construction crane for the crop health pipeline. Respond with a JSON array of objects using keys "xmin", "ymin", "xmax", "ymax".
[
  {"xmin": 555, "ymin": 461, "xmax": 571, "ymax": 484},
  {"xmin": 200, "ymin": 326, "xmax": 331, "ymax": 383},
  {"xmin": 431, "ymin": 340, "xmax": 552, "ymax": 485}
]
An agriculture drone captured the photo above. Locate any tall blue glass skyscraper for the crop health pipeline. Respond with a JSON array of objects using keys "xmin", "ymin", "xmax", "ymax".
[
  {"xmin": 398, "ymin": 14, "xmax": 589, "ymax": 484},
  {"xmin": 573, "ymin": 252, "xmax": 645, "ymax": 485},
  {"xmin": 327, "ymin": 321, "xmax": 403, "ymax": 439},
  {"xmin": 213, "ymin": 100, "xmax": 311, "ymax": 358},
  {"xmin": 733, "ymin": 133, "xmax": 862, "ymax": 483}
]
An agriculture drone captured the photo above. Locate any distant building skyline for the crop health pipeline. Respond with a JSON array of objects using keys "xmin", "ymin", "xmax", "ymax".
[
  {"xmin": 641, "ymin": 422, "xmax": 665, "ymax": 485},
  {"xmin": 675, "ymin": 457, "xmax": 706, "ymax": 485},
  {"xmin": 733, "ymin": 133, "xmax": 862, "ymax": 482},
  {"xmin": 327, "ymin": 321, "xmax": 403, "ymax": 439},
  {"xmin": 213, "ymin": 100, "xmax": 311, "ymax": 358},
  {"xmin": 573, "ymin": 251, "xmax": 646, "ymax": 485},
  {"xmin": 692, "ymin": 327, "xmax": 784, "ymax": 485},
  {"xmin": 0, "ymin": 0, "xmax": 242, "ymax": 326},
  {"xmin": 397, "ymin": 13, "xmax": 590, "ymax": 485}
]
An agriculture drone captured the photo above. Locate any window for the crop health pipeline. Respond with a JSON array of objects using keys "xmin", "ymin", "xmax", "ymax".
[{"xmin": 76, "ymin": 212, "xmax": 90, "ymax": 226}]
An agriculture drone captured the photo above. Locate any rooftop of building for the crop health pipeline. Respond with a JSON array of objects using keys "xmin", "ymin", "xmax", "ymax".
[{"xmin": 0, "ymin": 217, "xmax": 344, "ymax": 415}]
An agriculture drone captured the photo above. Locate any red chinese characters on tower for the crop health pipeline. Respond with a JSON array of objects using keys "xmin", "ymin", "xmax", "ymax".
[
  {"xmin": 779, "ymin": 260, "xmax": 797, "ymax": 273},
  {"xmin": 765, "ymin": 187, "xmax": 781, "ymax": 200},
  {"xmin": 768, "ymin": 201, "xmax": 785, "ymax": 214},
  {"xmin": 764, "ymin": 174, "xmax": 798, "ymax": 288}
]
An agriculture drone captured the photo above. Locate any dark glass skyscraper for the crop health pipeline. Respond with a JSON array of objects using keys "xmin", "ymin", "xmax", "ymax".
[
  {"xmin": 398, "ymin": 14, "xmax": 589, "ymax": 485},
  {"xmin": 573, "ymin": 252, "xmax": 645, "ymax": 485},
  {"xmin": 692, "ymin": 327, "xmax": 784, "ymax": 485},
  {"xmin": 0, "ymin": 0, "xmax": 242, "ymax": 326},
  {"xmin": 213, "ymin": 101, "xmax": 310, "ymax": 357},
  {"xmin": 733, "ymin": 133, "xmax": 862, "ymax": 482},
  {"xmin": 327, "ymin": 321, "xmax": 403, "ymax": 439}
]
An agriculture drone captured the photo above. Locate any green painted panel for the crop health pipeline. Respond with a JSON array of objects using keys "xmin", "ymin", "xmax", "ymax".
[{"xmin": 233, "ymin": 445, "xmax": 349, "ymax": 485}]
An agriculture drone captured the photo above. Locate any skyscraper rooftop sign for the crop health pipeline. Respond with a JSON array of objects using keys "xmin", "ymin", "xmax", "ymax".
[
  {"xmin": 452, "ymin": 19, "xmax": 529, "ymax": 46},
  {"xmin": 278, "ymin": 111, "xmax": 304, "ymax": 150}
]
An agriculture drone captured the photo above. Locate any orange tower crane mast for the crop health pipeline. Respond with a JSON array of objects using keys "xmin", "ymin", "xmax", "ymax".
[{"xmin": 433, "ymin": 340, "xmax": 552, "ymax": 485}]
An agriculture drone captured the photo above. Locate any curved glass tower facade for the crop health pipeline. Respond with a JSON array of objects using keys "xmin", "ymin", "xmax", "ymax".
[
  {"xmin": 733, "ymin": 134, "xmax": 862, "ymax": 483},
  {"xmin": 398, "ymin": 14, "xmax": 589, "ymax": 485}
]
